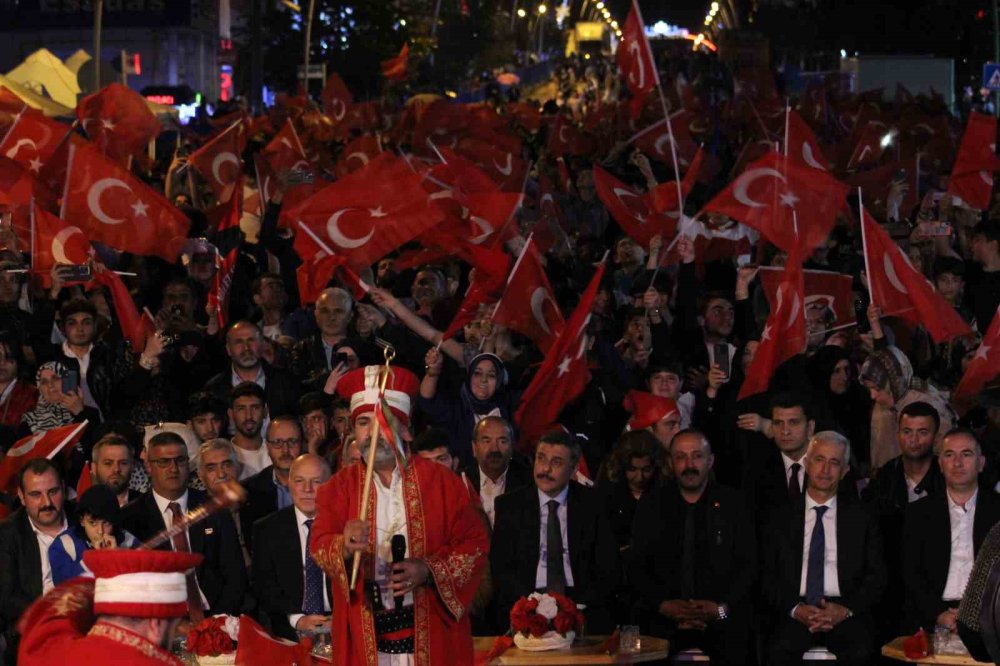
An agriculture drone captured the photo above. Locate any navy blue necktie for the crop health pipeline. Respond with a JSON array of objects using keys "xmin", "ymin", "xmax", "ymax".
[
  {"xmin": 302, "ymin": 518, "xmax": 325, "ymax": 614},
  {"xmin": 805, "ymin": 505, "xmax": 828, "ymax": 606},
  {"xmin": 546, "ymin": 499, "xmax": 567, "ymax": 594}
]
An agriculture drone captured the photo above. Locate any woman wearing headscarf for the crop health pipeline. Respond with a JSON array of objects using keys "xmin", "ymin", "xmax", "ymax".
[
  {"xmin": 48, "ymin": 484, "xmax": 138, "ymax": 584},
  {"xmin": 861, "ymin": 345, "xmax": 956, "ymax": 471},
  {"xmin": 807, "ymin": 346, "xmax": 873, "ymax": 473},
  {"xmin": 418, "ymin": 349, "xmax": 520, "ymax": 468}
]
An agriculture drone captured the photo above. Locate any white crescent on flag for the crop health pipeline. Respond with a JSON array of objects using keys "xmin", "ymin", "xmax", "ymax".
[{"xmin": 87, "ymin": 178, "xmax": 132, "ymax": 225}]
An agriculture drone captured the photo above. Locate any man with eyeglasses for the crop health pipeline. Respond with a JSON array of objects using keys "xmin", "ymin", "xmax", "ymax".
[
  {"xmin": 121, "ymin": 432, "xmax": 248, "ymax": 622},
  {"xmin": 240, "ymin": 415, "xmax": 303, "ymax": 557}
]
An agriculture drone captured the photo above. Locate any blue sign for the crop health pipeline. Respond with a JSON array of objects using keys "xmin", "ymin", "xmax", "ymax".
[{"xmin": 984, "ymin": 63, "xmax": 1000, "ymax": 91}]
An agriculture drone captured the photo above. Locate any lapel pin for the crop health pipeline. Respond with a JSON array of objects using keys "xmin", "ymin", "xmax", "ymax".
[{"xmin": 204, "ymin": 527, "xmax": 214, "ymax": 535}]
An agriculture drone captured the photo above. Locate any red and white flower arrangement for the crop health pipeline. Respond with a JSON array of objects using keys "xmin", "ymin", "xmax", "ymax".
[
  {"xmin": 510, "ymin": 592, "xmax": 584, "ymax": 649},
  {"xmin": 187, "ymin": 615, "xmax": 240, "ymax": 664}
]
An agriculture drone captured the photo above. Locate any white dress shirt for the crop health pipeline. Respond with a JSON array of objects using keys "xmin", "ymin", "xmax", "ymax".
[
  {"xmin": 479, "ymin": 467, "xmax": 507, "ymax": 528},
  {"xmin": 374, "ymin": 467, "xmax": 414, "ymax": 666},
  {"xmin": 535, "ymin": 486, "xmax": 575, "ymax": 589},
  {"xmin": 781, "ymin": 452, "xmax": 806, "ymax": 492},
  {"xmin": 287, "ymin": 507, "xmax": 331, "ymax": 629},
  {"xmin": 30, "ymin": 517, "xmax": 67, "ymax": 594},
  {"xmin": 943, "ymin": 490, "xmax": 978, "ymax": 601},
  {"xmin": 152, "ymin": 490, "xmax": 209, "ymax": 609},
  {"xmin": 799, "ymin": 494, "xmax": 841, "ymax": 599},
  {"xmin": 233, "ymin": 442, "xmax": 271, "ymax": 480},
  {"xmin": 62, "ymin": 341, "xmax": 99, "ymax": 413}
]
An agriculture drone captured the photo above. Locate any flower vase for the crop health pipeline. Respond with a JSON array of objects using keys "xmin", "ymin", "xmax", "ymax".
[{"xmin": 513, "ymin": 631, "xmax": 575, "ymax": 651}]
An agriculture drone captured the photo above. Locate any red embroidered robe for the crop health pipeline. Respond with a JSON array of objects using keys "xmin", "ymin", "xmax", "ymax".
[{"xmin": 311, "ymin": 456, "xmax": 489, "ymax": 666}]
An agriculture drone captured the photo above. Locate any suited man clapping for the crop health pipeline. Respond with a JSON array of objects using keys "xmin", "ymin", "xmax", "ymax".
[{"xmin": 252, "ymin": 454, "xmax": 333, "ymax": 640}]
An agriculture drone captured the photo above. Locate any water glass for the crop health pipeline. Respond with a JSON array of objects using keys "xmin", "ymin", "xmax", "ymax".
[{"xmin": 619, "ymin": 625, "xmax": 641, "ymax": 654}]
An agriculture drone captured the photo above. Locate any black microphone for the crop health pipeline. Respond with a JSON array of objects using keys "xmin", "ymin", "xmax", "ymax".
[{"xmin": 391, "ymin": 534, "xmax": 407, "ymax": 609}]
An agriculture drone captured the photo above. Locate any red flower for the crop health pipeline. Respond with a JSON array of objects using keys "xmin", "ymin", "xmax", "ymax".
[
  {"xmin": 524, "ymin": 598, "xmax": 539, "ymax": 613},
  {"xmin": 196, "ymin": 633, "xmax": 215, "ymax": 656},
  {"xmin": 527, "ymin": 614, "xmax": 550, "ymax": 638},
  {"xmin": 510, "ymin": 609, "xmax": 530, "ymax": 633},
  {"xmin": 554, "ymin": 594, "xmax": 576, "ymax": 614},
  {"xmin": 553, "ymin": 611, "xmax": 576, "ymax": 635},
  {"xmin": 212, "ymin": 632, "xmax": 233, "ymax": 654}
]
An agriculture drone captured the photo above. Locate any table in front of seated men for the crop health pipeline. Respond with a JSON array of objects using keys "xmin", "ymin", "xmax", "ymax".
[
  {"xmin": 882, "ymin": 637, "xmax": 992, "ymax": 665},
  {"xmin": 472, "ymin": 635, "xmax": 670, "ymax": 665}
]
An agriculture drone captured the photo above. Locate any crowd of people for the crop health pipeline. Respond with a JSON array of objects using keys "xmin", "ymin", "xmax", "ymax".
[{"xmin": 1, "ymin": 39, "xmax": 1000, "ymax": 665}]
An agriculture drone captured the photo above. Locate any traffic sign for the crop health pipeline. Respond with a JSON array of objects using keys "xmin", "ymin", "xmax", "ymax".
[{"xmin": 984, "ymin": 63, "xmax": 1000, "ymax": 91}]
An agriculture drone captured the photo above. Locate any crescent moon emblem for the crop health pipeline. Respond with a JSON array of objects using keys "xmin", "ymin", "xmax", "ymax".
[
  {"xmin": 883, "ymin": 253, "xmax": 909, "ymax": 294},
  {"xmin": 612, "ymin": 186, "xmax": 646, "ymax": 222},
  {"xmin": 801, "ymin": 142, "xmax": 826, "ymax": 170},
  {"xmin": 291, "ymin": 160, "xmax": 310, "ymax": 171},
  {"xmin": 469, "ymin": 216, "xmax": 494, "ymax": 244},
  {"xmin": 51, "ymin": 225, "xmax": 86, "ymax": 264},
  {"xmin": 914, "ymin": 122, "xmax": 935, "ymax": 135},
  {"xmin": 854, "ymin": 145, "xmax": 872, "ymax": 165},
  {"xmin": 530, "ymin": 287, "xmax": 556, "ymax": 335},
  {"xmin": 8, "ymin": 433, "xmax": 42, "ymax": 458},
  {"xmin": 87, "ymin": 178, "xmax": 132, "ymax": 225},
  {"xmin": 330, "ymin": 99, "xmax": 346, "ymax": 122},
  {"xmin": 733, "ymin": 168, "xmax": 787, "ymax": 208},
  {"xmin": 211, "ymin": 152, "xmax": 240, "ymax": 185},
  {"xmin": 654, "ymin": 133, "xmax": 673, "ymax": 157},
  {"xmin": 981, "ymin": 170, "xmax": 993, "ymax": 187},
  {"xmin": 559, "ymin": 125, "xmax": 569, "ymax": 144},
  {"xmin": 785, "ymin": 291, "xmax": 801, "ymax": 330},
  {"xmin": 346, "ymin": 151, "xmax": 370, "ymax": 168},
  {"xmin": 628, "ymin": 41, "xmax": 645, "ymax": 90},
  {"xmin": 326, "ymin": 208, "xmax": 375, "ymax": 249},
  {"xmin": 280, "ymin": 138, "xmax": 292, "ymax": 149},
  {"xmin": 261, "ymin": 175, "xmax": 274, "ymax": 201},
  {"xmin": 494, "ymin": 154, "xmax": 513, "ymax": 177},
  {"xmin": 4, "ymin": 138, "xmax": 37, "ymax": 160}
]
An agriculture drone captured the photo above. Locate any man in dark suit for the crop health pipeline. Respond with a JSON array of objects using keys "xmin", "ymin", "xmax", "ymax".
[
  {"xmin": 903, "ymin": 429, "xmax": 1000, "ymax": 634},
  {"xmin": 121, "ymin": 431, "xmax": 247, "ymax": 617},
  {"xmin": 0, "ymin": 459, "xmax": 69, "ymax": 665},
  {"xmin": 461, "ymin": 416, "xmax": 532, "ymax": 528},
  {"xmin": 630, "ymin": 430, "xmax": 755, "ymax": 665},
  {"xmin": 203, "ymin": 320, "xmax": 301, "ymax": 419},
  {"xmin": 762, "ymin": 431, "xmax": 885, "ymax": 665},
  {"xmin": 240, "ymin": 415, "xmax": 303, "ymax": 557},
  {"xmin": 253, "ymin": 454, "xmax": 333, "ymax": 640},
  {"xmin": 490, "ymin": 430, "xmax": 619, "ymax": 633}
]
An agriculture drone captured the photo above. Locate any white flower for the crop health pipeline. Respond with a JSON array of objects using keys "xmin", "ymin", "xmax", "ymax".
[
  {"xmin": 535, "ymin": 594, "xmax": 559, "ymax": 621},
  {"xmin": 214, "ymin": 614, "xmax": 240, "ymax": 641}
]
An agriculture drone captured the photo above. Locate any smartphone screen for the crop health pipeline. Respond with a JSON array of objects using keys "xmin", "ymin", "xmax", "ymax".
[
  {"xmin": 713, "ymin": 343, "xmax": 730, "ymax": 377},
  {"xmin": 62, "ymin": 370, "xmax": 79, "ymax": 394}
]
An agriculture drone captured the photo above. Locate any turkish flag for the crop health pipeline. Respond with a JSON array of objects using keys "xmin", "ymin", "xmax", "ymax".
[
  {"xmin": 297, "ymin": 253, "xmax": 344, "ymax": 305},
  {"xmin": 288, "ymin": 152, "xmax": 443, "ymax": 269},
  {"xmin": 846, "ymin": 120, "xmax": 888, "ymax": 170},
  {"xmin": 535, "ymin": 175, "xmax": 569, "ymax": 254},
  {"xmin": 0, "ymin": 109, "xmax": 72, "ymax": 175},
  {"xmin": 759, "ymin": 266, "xmax": 855, "ymax": 328},
  {"xmin": 91, "ymin": 267, "xmax": 144, "ymax": 351},
  {"xmin": 703, "ymin": 151, "xmax": 849, "ymax": 255},
  {"xmin": 442, "ymin": 276, "xmax": 502, "ymax": 342},
  {"xmin": 206, "ymin": 180, "xmax": 243, "ymax": 328},
  {"xmin": 429, "ymin": 147, "xmax": 501, "ymax": 195},
  {"xmin": 76, "ymin": 83, "xmax": 161, "ymax": 165},
  {"xmin": 235, "ymin": 614, "xmax": 313, "ymax": 665},
  {"xmin": 0, "ymin": 156, "xmax": 57, "ymax": 253},
  {"xmin": 947, "ymin": 112, "xmax": 1000, "ymax": 210},
  {"xmin": 453, "ymin": 137, "xmax": 528, "ymax": 192},
  {"xmin": 954, "ymin": 306, "xmax": 1000, "ymax": 401},
  {"xmin": 334, "ymin": 134, "xmax": 382, "ymax": 178},
  {"xmin": 492, "ymin": 236, "xmax": 565, "ymax": 351},
  {"xmin": 76, "ymin": 461, "xmax": 93, "ymax": 498},
  {"xmin": 593, "ymin": 164, "xmax": 674, "ymax": 245},
  {"xmin": 848, "ymin": 158, "xmax": 921, "ymax": 222},
  {"xmin": 651, "ymin": 146, "xmax": 703, "ymax": 215},
  {"xmin": 0, "ymin": 87, "xmax": 26, "ymax": 136},
  {"xmin": 632, "ymin": 112, "xmax": 699, "ymax": 171},
  {"xmin": 593, "ymin": 164, "xmax": 677, "ymax": 247},
  {"xmin": 739, "ymin": 257, "xmax": 807, "ymax": 399},
  {"xmin": 0, "ymin": 422, "xmax": 88, "ymax": 494},
  {"xmin": 861, "ymin": 207, "xmax": 972, "ymax": 342},
  {"xmin": 259, "ymin": 119, "xmax": 308, "ymax": 178},
  {"xmin": 61, "ymin": 143, "xmax": 191, "ymax": 261},
  {"xmin": 617, "ymin": 0, "xmax": 657, "ymax": 118},
  {"xmin": 321, "ymin": 72, "xmax": 353, "ymax": 122},
  {"xmin": 515, "ymin": 259, "xmax": 607, "ymax": 445},
  {"xmin": 786, "ymin": 109, "xmax": 830, "ymax": 171},
  {"xmin": 188, "ymin": 119, "xmax": 245, "ymax": 203},
  {"xmin": 547, "ymin": 115, "xmax": 594, "ymax": 157},
  {"xmin": 381, "ymin": 43, "xmax": 409, "ymax": 82},
  {"xmin": 31, "ymin": 202, "xmax": 91, "ymax": 277}
]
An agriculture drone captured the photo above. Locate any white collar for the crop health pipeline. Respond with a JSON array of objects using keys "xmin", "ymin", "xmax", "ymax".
[
  {"xmin": 62, "ymin": 340, "xmax": 93, "ymax": 360},
  {"xmin": 538, "ymin": 484, "xmax": 570, "ymax": 508},
  {"xmin": 780, "ymin": 451, "xmax": 806, "ymax": 473},
  {"xmin": 152, "ymin": 489, "xmax": 189, "ymax": 516},
  {"xmin": 28, "ymin": 516, "xmax": 67, "ymax": 538},
  {"xmin": 294, "ymin": 506, "xmax": 315, "ymax": 527},
  {"xmin": 805, "ymin": 493, "xmax": 837, "ymax": 512},
  {"xmin": 947, "ymin": 489, "xmax": 979, "ymax": 513},
  {"xmin": 479, "ymin": 465, "xmax": 509, "ymax": 487}
]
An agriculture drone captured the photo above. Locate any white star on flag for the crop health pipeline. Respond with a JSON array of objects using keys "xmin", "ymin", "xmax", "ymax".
[
  {"xmin": 761, "ymin": 324, "xmax": 773, "ymax": 341},
  {"xmin": 557, "ymin": 355, "xmax": 572, "ymax": 377},
  {"xmin": 976, "ymin": 344, "xmax": 992, "ymax": 361},
  {"xmin": 369, "ymin": 206, "xmax": 387, "ymax": 218},
  {"xmin": 131, "ymin": 200, "xmax": 149, "ymax": 217},
  {"xmin": 779, "ymin": 191, "xmax": 799, "ymax": 208},
  {"xmin": 101, "ymin": 118, "xmax": 115, "ymax": 131},
  {"xmin": 28, "ymin": 157, "xmax": 43, "ymax": 173}
]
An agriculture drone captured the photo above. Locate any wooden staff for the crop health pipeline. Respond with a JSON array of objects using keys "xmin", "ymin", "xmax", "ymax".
[
  {"xmin": 349, "ymin": 344, "xmax": 397, "ymax": 589},
  {"xmin": 139, "ymin": 481, "xmax": 246, "ymax": 551}
]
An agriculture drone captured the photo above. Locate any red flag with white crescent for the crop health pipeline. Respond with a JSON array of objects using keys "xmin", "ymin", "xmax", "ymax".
[
  {"xmin": 61, "ymin": 143, "xmax": 190, "ymax": 261},
  {"xmin": 321, "ymin": 73, "xmax": 354, "ymax": 123},
  {"xmin": 861, "ymin": 206, "xmax": 972, "ymax": 343},
  {"xmin": 785, "ymin": 109, "xmax": 830, "ymax": 172},
  {"xmin": 30, "ymin": 200, "xmax": 92, "ymax": 277},
  {"xmin": 593, "ymin": 164, "xmax": 677, "ymax": 247},
  {"xmin": 76, "ymin": 83, "xmax": 161, "ymax": 166},
  {"xmin": 491, "ymin": 236, "xmax": 565, "ymax": 352},
  {"xmin": 947, "ymin": 112, "xmax": 1000, "ymax": 210},
  {"xmin": 334, "ymin": 134, "xmax": 382, "ymax": 178},
  {"xmin": 616, "ymin": 0, "xmax": 657, "ymax": 118},
  {"xmin": 954, "ymin": 306, "xmax": 1000, "ymax": 401},
  {"xmin": 0, "ymin": 422, "xmax": 88, "ymax": 494},
  {"xmin": 0, "ymin": 109, "xmax": 72, "ymax": 175},
  {"xmin": 188, "ymin": 120, "xmax": 245, "ymax": 203},
  {"xmin": 759, "ymin": 266, "xmax": 855, "ymax": 329}
]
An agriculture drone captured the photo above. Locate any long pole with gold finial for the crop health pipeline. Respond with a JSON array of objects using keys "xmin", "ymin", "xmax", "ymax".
[{"xmin": 349, "ymin": 345, "xmax": 396, "ymax": 589}]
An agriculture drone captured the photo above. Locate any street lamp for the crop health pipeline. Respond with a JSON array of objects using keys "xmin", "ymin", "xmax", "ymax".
[
  {"xmin": 538, "ymin": 3, "xmax": 547, "ymax": 13},
  {"xmin": 517, "ymin": 7, "xmax": 526, "ymax": 17}
]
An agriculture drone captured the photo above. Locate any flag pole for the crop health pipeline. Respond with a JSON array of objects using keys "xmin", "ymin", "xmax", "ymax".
[
  {"xmin": 858, "ymin": 187, "xmax": 874, "ymax": 305},
  {"xmin": 632, "ymin": 0, "xmax": 684, "ymax": 224},
  {"xmin": 783, "ymin": 101, "xmax": 790, "ymax": 157},
  {"xmin": 298, "ymin": 220, "xmax": 337, "ymax": 256}
]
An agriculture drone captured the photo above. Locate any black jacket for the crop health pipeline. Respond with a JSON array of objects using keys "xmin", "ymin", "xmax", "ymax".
[
  {"xmin": 902, "ymin": 488, "xmax": 1000, "ymax": 632},
  {"xmin": 252, "ymin": 507, "xmax": 333, "ymax": 641},
  {"xmin": 461, "ymin": 455, "xmax": 533, "ymax": 496},
  {"xmin": 121, "ymin": 488, "xmax": 248, "ymax": 616},
  {"xmin": 490, "ymin": 482, "xmax": 620, "ymax": 632},
  {"xmin": 203, "ymin": 360, "xmax": 302, "ymax": 418},
  {"xmin": 862, "ymin": 456, "xmax": 945, "ymax": 519},
  {"xmin": 0, "ymin": 509, "xmax": 45, "ymax": 659},
  {"xmin": 760, "ymin": 492, "xmax": 885, "ymax": 619},
  {"xmin": 240, "ymin": 465, "xmax": 280, "ymax": 557},
  {"xmin": 629, "ymin": 482, "xmax": 756, "ymax": 617}
]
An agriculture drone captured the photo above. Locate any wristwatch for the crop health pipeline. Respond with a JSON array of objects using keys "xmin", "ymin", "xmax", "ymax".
[{"xmin": 717, "ymin": 604, "xmax": 729, "ymax": 621}]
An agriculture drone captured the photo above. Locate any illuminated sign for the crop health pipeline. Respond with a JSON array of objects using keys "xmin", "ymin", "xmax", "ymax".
[
  {"xmin": 220, "ymin": 64, "xmax": 233, "ymax": 102},
  {"xmin": 575, "ymin": 22, "xmax": 604, "ymax": 41},
  {"xmin": 645, "ymin": 21, "xmax": 689, "ymax": 39},
  {"xmin": 145, "ymin": 95, "xmax": 175, "ymax": 105}
]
